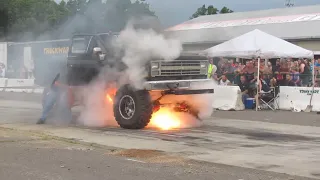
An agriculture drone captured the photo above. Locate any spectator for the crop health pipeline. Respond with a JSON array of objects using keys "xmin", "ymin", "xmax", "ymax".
[
  {"xmin": 284, "ymin": 74, "xmax": 296, "ymax": 86},
  {"xmin": 299, "ymin": 59, "xmax": 311, "ymax": 86},
  {"xmin": 265, "ymin": 62, "xmax": 273, "ymax": 75},
  {"xmin": 309, "ymin": 59, "xmax": 314, "ymax": 74},
  {"xmin": 291, "ymin": 61, "xmax": 299, "ymax": 71},
  {"xmin": 223, "ymin": 60, "xmax": 235, "ymax": 82},
  {"xmin": 259, "ymin": 59, "xmax": 265, "ymax": 73},
  {"xmin": 233, "ymin": 69, "xmax": 241, "ymax": 85},
  {"xmin": 270, "ymin": 75, "xmax": 277, "ymax": 87},
  {"xmin": 280, "ymin": 60, "xmax": 290, "ymax": 74},
  {"xmin": 207, "ymin": 58, "xmax": 217, "ymax": 79},
  {"xmin": 272, "ymin": 59, "xmax": 281, "ymax": 73},
  {"xmin": 233, "ymin": 62, "xmax": 240, "ymax": 71},
  {"xmin": 238, "ymin": 75, "xmax": 250, "ymax": 104},
  {"xmin": 242, "ymin": 60, "xmax": 256, "ymax": 82},
  {"xmin": 253, "ymin": 59, "xmax": 258, "ymax": 67},
  {"xmin": 219, "ymin": 74, "xmax": 231, "ymax": 86},
  {"xmin": 286, "ymin": 59, "xmax": 293, "ymax": 69},
  {"xmin": 253, "ymin": 73, "xmax": 271, "ymax": 110},
  {"xmin": 274, "ymin": 71, "xmax": 284, "ymax": 85},
  {"xmin": 291, "ymin": 68, "xmax": 301, "ymax": 86}
]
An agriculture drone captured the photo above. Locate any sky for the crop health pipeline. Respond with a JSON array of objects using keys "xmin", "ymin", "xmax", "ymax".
[{"xmin": 55, "ymin": 0, "xmax": 320, "ymax": 27}]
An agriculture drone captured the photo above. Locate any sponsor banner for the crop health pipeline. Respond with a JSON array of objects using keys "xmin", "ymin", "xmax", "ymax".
[
  {"xmin": 167, "ymin": 13, "xmax": 320, "ymax": 31},
  {"xmin": 278, "ymin": 86, "xmax": 320, "ymax": 112}
]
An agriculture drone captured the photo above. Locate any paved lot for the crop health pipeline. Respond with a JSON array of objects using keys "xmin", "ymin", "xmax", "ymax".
[
  {"xmin": 212, "ymin": 110, "xmax": 320, "ymax": 127},
  {"xmin": 0, "ymin": 92, "xmax": 320, "ymax": 179},
  {"xmin": 2, "ymin": 128, "xmax": 314, "ymax": 180}
]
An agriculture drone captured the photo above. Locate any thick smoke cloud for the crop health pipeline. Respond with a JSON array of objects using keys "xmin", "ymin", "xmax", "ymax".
[{"xmin": 111, "ymin": 22, "xmax": 182, "ymax": 89}]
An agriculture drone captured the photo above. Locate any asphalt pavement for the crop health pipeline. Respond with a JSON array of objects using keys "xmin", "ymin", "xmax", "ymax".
[
  {"xmin": 0, "ymin": 128, "xmax": 316, "ymax": 180},
  {"xmin": 0, "ymin": 92, "xmax": 320, "ymax": 180}
]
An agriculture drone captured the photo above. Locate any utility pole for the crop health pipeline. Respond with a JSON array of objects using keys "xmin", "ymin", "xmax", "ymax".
[{"xmin": 285, "ymin": 0, "xmax": 294, "ymax": 7}]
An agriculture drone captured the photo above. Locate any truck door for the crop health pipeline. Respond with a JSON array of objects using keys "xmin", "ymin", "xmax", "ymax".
[{"xmin": 67, "ymin": 35, "xmax": 101, "ymax": 85}]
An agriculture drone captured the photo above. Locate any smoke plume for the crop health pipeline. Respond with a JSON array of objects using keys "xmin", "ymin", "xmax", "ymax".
[{"xmin": 111, "ymin": 22, "xmax": 182, "ymax": 89}]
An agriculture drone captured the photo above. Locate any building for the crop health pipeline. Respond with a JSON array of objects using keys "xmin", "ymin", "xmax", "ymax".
[{"xmin": 165, "ymin": 4, "xmax": 320, "ymax": 55}]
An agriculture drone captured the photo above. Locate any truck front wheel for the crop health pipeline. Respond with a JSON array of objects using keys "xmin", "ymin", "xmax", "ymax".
[{"xmin": 113, "ymin": 85, "xmax": 152, "ymax": 129}]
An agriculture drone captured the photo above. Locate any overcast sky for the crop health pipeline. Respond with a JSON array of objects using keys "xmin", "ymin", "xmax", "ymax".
[{"xmin": 55, "ymin": 0, "xmax": 320, "ymax": 27}]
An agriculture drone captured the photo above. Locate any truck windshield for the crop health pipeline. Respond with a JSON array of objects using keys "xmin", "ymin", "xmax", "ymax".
[{"xmin": 71, "ymin": 36, "xmax": 91, "ymax": 53}]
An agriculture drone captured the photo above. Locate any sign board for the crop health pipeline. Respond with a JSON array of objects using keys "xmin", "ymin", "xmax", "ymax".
[
  {"xmin": 167, "ymin": 13, "xmax": 320, "ymax": 31},
  {"xmin": 278, "ymin": 86, "xmax": 320, "ymax": 112}
]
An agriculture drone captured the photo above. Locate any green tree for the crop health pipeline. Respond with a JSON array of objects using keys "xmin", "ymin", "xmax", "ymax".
[
  {"xmin": 190, "ymin": 4, "xmax": 233, "ymax": 19},
  {"xmin": 0, "ymin": 0, "xmax": 70, "ymax": 40},
  {"xmin": 220, "ymin": 6, "xmax": 234, "ymax": 14},
  {"xmin": 0, "ymin": 0, "xmax": 156, "ymax": 41}
]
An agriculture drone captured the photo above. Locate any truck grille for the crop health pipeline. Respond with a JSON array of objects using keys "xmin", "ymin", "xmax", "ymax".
[
  {"xmin": 151, "ymin": 60, "xmax": 206, "ymax": 77},
  {"xmin": 161, "ymin": 61, "xmax": 201, "ymax": 67},
  {"xmin": 161, "ymin": 69, "xmax": 201, "ymax": 75}
]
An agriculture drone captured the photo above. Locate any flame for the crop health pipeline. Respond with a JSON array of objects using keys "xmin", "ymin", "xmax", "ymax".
[
  {"xmin": 106, "ymin": 94, "xmax": 113, "ymax": 103},
  {"xmin": 149, "ymin": 107, "xmax": 181, "ymax": 130},
  {"xmin": 105, "ymin": 87, "xmax": 117, "ymax": 104}
]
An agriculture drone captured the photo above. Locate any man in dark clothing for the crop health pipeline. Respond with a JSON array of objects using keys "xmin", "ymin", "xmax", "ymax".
[
  {"xmin": 272, "ymin": 59, "xmax": 281, "ymax": 74},
  {"xmin": 37, "ymin": 74, "xmax": 72, "ymax": 124},
  {"xmin": 238, "ymin": 75, "xmax": 250, "ymax": 104},
  {"xmin": 299, "ymin": 60, "xmax": 311, "ymax": 86},
  {"xmin": 284, "ymin": 74, "xmax": 296, "ymax": 87}
]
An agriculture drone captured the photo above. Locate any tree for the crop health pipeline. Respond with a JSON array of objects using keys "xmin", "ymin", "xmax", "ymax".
[
  {"xmin": 0, "ymin": 0, "xmax": 156, "ymax": 41},
  {"xmin": 0, "ymin": 0, "xmax": 71, "ymax": 41},
  {"xmin": 220, "ymin": 6, "xmax": 234, "ymax": 14},
  {"xmin": 190, "ymin": 4, "xmax": 233, "ymax": 19}
]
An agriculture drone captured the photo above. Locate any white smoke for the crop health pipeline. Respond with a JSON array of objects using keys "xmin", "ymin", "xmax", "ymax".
[
  {"xmin": 76, "ymin": 80, "xmax": 117, "ymax": 127},
  {"xmin": 111, "ymin": 23, "xmax": 182, "ymax": 89}
]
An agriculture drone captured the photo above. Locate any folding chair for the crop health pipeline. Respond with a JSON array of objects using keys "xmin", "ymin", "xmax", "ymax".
[{"xmin": 259, "ymin": 87, "xmax": 279, "ymax": 111}]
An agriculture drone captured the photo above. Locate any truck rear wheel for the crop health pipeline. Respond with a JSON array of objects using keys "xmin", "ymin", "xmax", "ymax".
[{"xmin": 113, "ymin": 85, "xmax": 152, "ymax": 129}]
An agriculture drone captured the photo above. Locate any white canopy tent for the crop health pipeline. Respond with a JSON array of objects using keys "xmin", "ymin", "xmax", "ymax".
[
  {"xmin": 202, "ymin": 29, "xmax": 314, "ymax": 59},
  {"xmin": 202, "ymin": 29, "xmax": 315, "ymax": 111}
]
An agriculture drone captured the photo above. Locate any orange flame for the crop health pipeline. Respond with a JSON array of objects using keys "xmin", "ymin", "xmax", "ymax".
[
  {"xmin": 149, "ymin": 107, "xmax": 181, "ymax": 130},
  {"xmin": 106, "ymin": 94, "xmax": 113, "ymax": 103},
  {"xmin": 105, "ymin": 87, "xmax": 117, "ymax": 104}
]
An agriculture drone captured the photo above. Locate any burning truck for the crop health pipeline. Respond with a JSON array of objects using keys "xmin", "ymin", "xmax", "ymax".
[{"xmin": 64, "ymin": 32, "xmax": 214, "ymax": 129}]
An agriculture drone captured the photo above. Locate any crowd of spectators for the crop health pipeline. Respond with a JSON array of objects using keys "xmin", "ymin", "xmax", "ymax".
[
  {"xmin": 210, "ymin": 58, "xmax": 320, "ymax": 108},
  {"xmin": 212, "ymin": 58, "xmax": 320, "ymax": 88}
]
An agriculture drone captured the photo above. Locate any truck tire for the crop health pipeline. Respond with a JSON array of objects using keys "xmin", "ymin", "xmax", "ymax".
[{"xmin": 113, "ymin": 85, "xmax": 152, "ymax": 129}]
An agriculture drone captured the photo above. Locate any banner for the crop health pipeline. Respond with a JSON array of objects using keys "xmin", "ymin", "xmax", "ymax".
[{"xmin": 278, "ymin": 86, "xmax": 320, "ymax": 112}]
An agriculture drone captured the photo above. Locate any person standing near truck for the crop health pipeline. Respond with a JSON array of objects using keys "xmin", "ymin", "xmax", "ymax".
[
  {"xmin": 37, "ymin": 74, "xmax": 73, "ymax": 124},
  {"xmin": 207, "ymin": 58, "xmax": 217, "ymax": 79}
]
